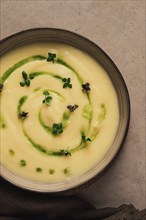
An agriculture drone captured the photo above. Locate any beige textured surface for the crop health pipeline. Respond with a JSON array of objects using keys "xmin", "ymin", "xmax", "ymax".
[{"xmin": 0, "ymin": 0, "xmax": 145, "ymax": 209}]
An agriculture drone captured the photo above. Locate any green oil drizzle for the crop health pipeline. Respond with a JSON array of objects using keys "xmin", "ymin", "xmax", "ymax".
[
  {"xmin": 0, "ymin": 55, "xmax": 46, "ymax": 84},
  {"xmin": 62, "ymin": 112, "xmax": 70, "ymax": 127},
  {"xmin": 29, "ymin": 71, "xmax": 63, "ymax": 80},
  {"xmin": 38, "ymin": 110, "xmax": 70, "ymax": 135},
  {"xmin": 23, "ymin": 125, "xmax": 89, "ymax": 156},
  {"xmin": 17, "ymin": 96, "xmax": 28, "ymax": 114},
  {"xmin": 82, "ymin": 103, "xmax": 92, "ymax": 121},
  {"xmin": 98, "ymin": 103, "xmax": 106, "ymax": 123},
  {"xmin": 56, "ymin": 58, "xmax": 83, "ymax": 83},
  {"xmin": 38, "ymin": 110, "xmax": 52, "ymax": 133},
  {"xmin": 1, "ymin": 54, "xmax": 101, "ymax": 158}
]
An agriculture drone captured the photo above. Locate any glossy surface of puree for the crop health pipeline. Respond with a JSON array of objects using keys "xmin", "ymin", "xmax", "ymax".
[{"xmin": 0, "ymin": 43, "xmax": 119, "ymax": 182}]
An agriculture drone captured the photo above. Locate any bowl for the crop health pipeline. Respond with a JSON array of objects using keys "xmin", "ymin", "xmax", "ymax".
[{"xmin": 0, "ymin": 28, "xmax": 130, "ymax": 193}]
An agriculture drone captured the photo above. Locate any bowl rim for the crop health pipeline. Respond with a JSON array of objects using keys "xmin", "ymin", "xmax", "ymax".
[{"xmin": 0, "ymin": 28, "xmax": 131, "ymax": 193}]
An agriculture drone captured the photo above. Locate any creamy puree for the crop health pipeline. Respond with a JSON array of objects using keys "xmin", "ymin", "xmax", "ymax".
[{"xmin": 0, "ymin": 43, "xmax": 119, "ymax": 182}]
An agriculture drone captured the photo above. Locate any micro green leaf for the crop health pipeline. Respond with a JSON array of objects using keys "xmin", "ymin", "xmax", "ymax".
[
  {"xmin": 43, "ymin": 91, "xmax": 49, "ymax": 96},
  {"xmin": 29, "ymin": 73, "xmax": 35, "ymax": 80},
  {"xmin": 63, "ymin": 83, "xmax": 68, "ymax": 88},
  {"xmin": 46, "ymin": 96, "xmax": 52, "ymax": 102},
  {"xmin": 20, "ymin": 82, "xmax": 25, "ymax": 87},
  {"xmin": 25, "ymin": 79, "xmax": 30, "ymax": 87},
  {"xmin": 22, "ymin": 71, "xmax": 28, "ymax": 80}
]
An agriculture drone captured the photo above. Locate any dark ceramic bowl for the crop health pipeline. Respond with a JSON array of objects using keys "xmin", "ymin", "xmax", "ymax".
[{"xmin": 0, "ymin": 28, "xmax": 130, "ymax": 193}]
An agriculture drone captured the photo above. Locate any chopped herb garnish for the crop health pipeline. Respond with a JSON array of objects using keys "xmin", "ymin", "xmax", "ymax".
[
  {"xmin": 18, "ymin": 111, "xmax": 28, "ymax": 120},
  {"xmin": 62, "ymin": 78, "xmax": 72, "ymax": 88},
  {"xmin": 59, "ymin": 149, "xmax": 71, "ymax": 156},
  {"xmin": 20, "ymin": 71, "xmax": 35, "ymax": 87},
  {"xmin": 20, "ymin": 160, "xmax": 26, "ymax": 167},
  {"xmin": 49, "ymin": 169, "xmax": 55, "ymax": 175},
  {"xmin": 36, "ymin": 167, "xmax": 43, "ymax": 173},
  {"xmin": 47, "ymin": 53, "xmax": 56, "ymax": 62},
  {"xmin": 82, "ymin": 133, "xmax": 91, "ymax": 143},
  {"xmin": 42, "ymin": 91, "xmax": 52, "ymax": 106},
  {"xmin": 9, "ymin": 149, "xmax": 15, "ymax": 156},
  {"xmin": 52, "ymin": 123, "xmax": 63, "ymax": 135},
  {"xmin": 67, "ymin": 105, "xmax": 78, "ymax": 112},
  {"xmin": 0, "ymin": 83, "xmax": 4, "ymax": 92},
  {"xmin": 82, "ymin": 82, "xmax": 91, "ymax": 92}
]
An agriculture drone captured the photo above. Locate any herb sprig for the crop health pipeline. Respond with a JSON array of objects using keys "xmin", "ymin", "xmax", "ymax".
[
  {"xmin": 20, "ymin": 71, "xmax": 35, "ymax": 87},
  {"xmin": 62, "ymin": 78, "xmax": 72, "ymax": 88},
  {"xmin": 82, "ymin": 82, "xmax": 91, "ymax": 92},
  {"xmin": 67, "ymin": 105, "xmax": 78, "ymax": 112},
  {"xmin": 18, "ymin": 111, "xmax": 28, "ymax": 120},
  {"xmin": 82, "ymin": 133, "xmax": 91, "ymax": 143},
  {"xmin": 52, "ymin": 123, "xmax": 63, "ymax": 135},
  {"xmin": 42, "ymin": 91, "xmax": 52, "ymax": 106},
  {"xmin": 47, "ymin": 53, "xmax": 56, "ymax": 62}
]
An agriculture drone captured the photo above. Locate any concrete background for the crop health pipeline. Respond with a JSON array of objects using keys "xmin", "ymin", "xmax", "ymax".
[{"xmin": 0, "ymin": 0, "xmax": 145, "ymax": 210}]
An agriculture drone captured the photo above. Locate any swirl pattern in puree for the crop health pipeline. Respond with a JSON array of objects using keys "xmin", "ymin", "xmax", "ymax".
[{"xmin": 0, "ymin": 43, "xmax": 119, "ymax": 182}]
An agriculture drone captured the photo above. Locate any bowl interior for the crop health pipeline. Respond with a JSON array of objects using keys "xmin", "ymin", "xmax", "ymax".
[{"xmin": 0, "ymin": 28, "xmax": 130, "ymax": 193}]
